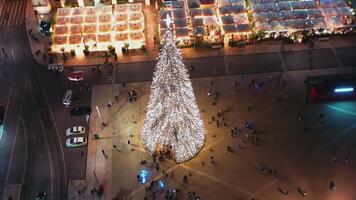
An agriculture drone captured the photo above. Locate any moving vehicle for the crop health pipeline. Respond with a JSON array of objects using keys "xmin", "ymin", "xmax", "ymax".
[
  {"xmin": 0, "ymin": 105, "xmax": 4, "ymax": 125},
  {"xmin": 68, "ymin": 71, "xmax": 84, "ymax": 81},
  {"xmin": 305, "ymin": 73, "xmax": 356, "ymax": 102},
  {"xmin": 70, "ymin": 106, "xmax": 92, "ymax": 116},
  {"xmin": 62, "ymin": 90, "xmax": 73, "ymax": 106},
  {"xmin": 66, "ymin": 126, "xmax": 85, "ymax": 136},
  {"xmin": 65, "ymin": 137, "xmax": 87, "ymax": 148}
]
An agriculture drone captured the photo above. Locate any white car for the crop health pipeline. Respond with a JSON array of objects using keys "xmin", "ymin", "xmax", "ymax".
[
  {"xmin": 66, "ymin": 137, "xmax": 87, "ymax": 148},
  {"xmin": 66, "ymin": 126, "xmax": 85, "ymax": 136}
]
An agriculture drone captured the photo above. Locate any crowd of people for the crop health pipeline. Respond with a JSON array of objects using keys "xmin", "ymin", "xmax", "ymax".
[{"xmin": 83, "ymin": 74, "xmax": 353, "ymax": 200}]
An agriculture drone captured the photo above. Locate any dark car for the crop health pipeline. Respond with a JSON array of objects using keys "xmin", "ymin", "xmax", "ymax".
[
  {"xmin": 0, "ymin": 105, "xmax": 4, "ymax": 125},
  {"xmin": 70, "ymin": 106, "xmax": 92, "ymax": 116},
  {"xmin": 35, "ymin": 191, "xmax": 47, "ymax": 200}
]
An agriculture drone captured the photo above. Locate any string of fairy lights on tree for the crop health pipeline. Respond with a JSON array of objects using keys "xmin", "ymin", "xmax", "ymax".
[{"xmin": 141, "ymin": 15, "xmax": 206, "ymax": 163}]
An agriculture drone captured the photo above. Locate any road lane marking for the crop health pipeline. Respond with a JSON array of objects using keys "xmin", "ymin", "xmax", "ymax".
[
  {"xmin": 37, "ymin": 110, "xmax": 54, "ymax": 198},
  {"xmin": 20, "ymin": 118, "xmax": 27, "ymax": 184},
  {"xmin": 250, "ymin": 178, "xmax": 280, "ymax": 199},
  {"xmin": 8, "ymin": 2, "xmax": 18, "ymax": 26},
  {"xmin": 315, "ymin": 122, "xmax": 356, "ymax": 153},
  {"xmin": 4, "ymin": 118, "xmax": 20, "ymax": 184},
  {"xmin": 324, "ymin": 104, "xmax": 356, "ymax": 117}
]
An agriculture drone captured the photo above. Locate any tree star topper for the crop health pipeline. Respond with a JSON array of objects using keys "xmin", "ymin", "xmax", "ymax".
[{"xmin": 163, "ymin": 14, "xmax": 173, "ymax": 29}]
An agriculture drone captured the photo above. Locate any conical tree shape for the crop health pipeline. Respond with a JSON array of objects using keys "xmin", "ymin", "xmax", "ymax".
[{"xmin": 141, "ymin": 30, "xmax": 206, "ymax": 163}]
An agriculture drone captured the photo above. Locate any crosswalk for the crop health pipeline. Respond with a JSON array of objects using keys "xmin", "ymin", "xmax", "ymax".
[{"xmin": 0, "ymin": 0, "xmax": 26, "ymax": 27}]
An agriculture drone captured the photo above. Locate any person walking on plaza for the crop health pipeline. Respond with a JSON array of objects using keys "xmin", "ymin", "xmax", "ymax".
[
  {"xmin": 345, "ymin": 153, "xmax": 351, "ymax": 165},
  {"xmin": 329, "ymin": 181, "xmax": 336, "ymax": 191}
]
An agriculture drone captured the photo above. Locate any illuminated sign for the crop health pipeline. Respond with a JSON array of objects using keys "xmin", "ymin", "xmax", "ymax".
[{"xmin": 334, "ymin": 87, "xmax": 354, "ymax": 93}]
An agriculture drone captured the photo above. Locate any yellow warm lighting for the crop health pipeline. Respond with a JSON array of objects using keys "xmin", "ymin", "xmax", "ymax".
[{"xmin": 51, "ymin": 3, "xmax": 146, "ymax": 54}]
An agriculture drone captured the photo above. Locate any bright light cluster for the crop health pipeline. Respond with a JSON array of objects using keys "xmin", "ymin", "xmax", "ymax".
[
  {"xmin": 51, "ymin": 3, "xmax": 145, "ymax": 53},
  {"xmin": 141, "ymin": 29, "xmax": 206, "ymax": 163}
]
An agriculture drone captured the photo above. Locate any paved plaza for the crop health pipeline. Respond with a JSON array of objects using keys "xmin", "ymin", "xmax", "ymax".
[{"xmin": 68, "ymin": 68, "xmax": 356, "ymax": 200}]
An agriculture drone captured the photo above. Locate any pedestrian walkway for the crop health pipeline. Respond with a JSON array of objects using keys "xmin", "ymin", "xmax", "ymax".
[
  {"xmin": 24, "ymin": 0, "xmax": 49, "ymax": 66},
  {"xmin": 0, "ymin": 0, "xmax": 26, "ymax": 27}
]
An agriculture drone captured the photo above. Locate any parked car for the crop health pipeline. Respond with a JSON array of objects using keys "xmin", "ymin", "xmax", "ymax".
[
  {"xmin": 65, "ymin": 137, "xmax": 87, "ymax": 148},
  {"xmin": 35, "ymin": 192, "xmax": 47, "ymax": 200},
  {"xmin": 68, "ymin": 71, "xmax": 84, "ymax": 81},
  {"xmin": 62, "ymin": 90, "xmax": 73, "ymax": 106},
  {"xmin": 70, "ymin": 106, "xmax": 92, "ymax": 116},
  {"xmin": 0, "ymin": 105, "xmax": 4, "ymax": 125},
  {"xmin": 66, "ymin": 126, "xmax": 85, "ymax": 136}
]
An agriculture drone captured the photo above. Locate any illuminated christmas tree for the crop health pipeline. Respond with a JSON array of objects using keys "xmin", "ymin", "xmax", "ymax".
[{"xmin": 141, "ymin": 16, "xmax": 206, "ymax": 163}]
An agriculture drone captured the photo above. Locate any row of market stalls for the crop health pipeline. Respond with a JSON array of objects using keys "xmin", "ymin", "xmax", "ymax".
[
  {"xmin": 250, "ymin": 0, "xmax": 354, "ymax": 34},
  {"xmin": 51, "ymin": 3, "xmax": 145, "ymax": 54},
  {"xmin": 158, "ymin": 0, "xmax": 251, "ymax": 47}
]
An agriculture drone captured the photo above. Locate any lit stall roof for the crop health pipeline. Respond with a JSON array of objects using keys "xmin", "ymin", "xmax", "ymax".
[
  {"xmin": 233, "ymin": 13, "xmax": 248, "ymax": 24},
  {"xmin": 175, "ymin": 28, "xmax": 189, "ymax": 37},
  {"xmin": 70, "ymin": 16, "xmax": 84, "ymax": 24},
  {"xmin": 70, "ymin": 25, "xmax": 82, "ymax": 34},
  {"xmin": 85, "ymin": 6, "xmax": 97, "ymax": 15},
  {"xmin": 278, "ymin": 2, "xmax": 292, "ymax": 12},
  {"xmin": 236, "ymin": 23, "xmax": 251, "ymax": 32},
  {"xmin": 53, "ymin": 36, "xmax": 67, "ymax": 45},
  {"xmin": 129, "ymin": 22, "xmax": 144, "ymax": 31},
  {"xmin": 98, "ymin": 14, "xmax": 112, "ymax": 23},
  {"xmin": 200, "ymin": 0, "xmax": 214, "ymax": 5},
  {"xmin": 98, "ymin": 34, "xmax": 111, "ymax": 42},
  {"xmin": 54, "ymin": 25, "xmax": 68, "ymax": 35},
  {"xmin": 85, "ymin": 15, "xmax": 97, "ymax": 23},
  {"xmin": 219, "ymin": 6, "xmax": 232, "ymax": 15},
  {"xmin": 115, "ymin": 33, "xmax": 129, "ymax": 41},
  {"xmin": 98, "ymin": 24, "xmax": 112, "ymax": 33},
  {"xmin": 129, "ymin": 3, "xmax": 142, "ymax": 12},
  {"xmin": 115, "ymin": 13, "xmax": 128, "ymax": 22},
  {"xmin": 57, "ymin": 8, "xmax": 70, "ymax": 16},
  {"xmin": 221, "ymin": 15, "xmax": 234, "ymax": 25},
  {"xmin": 129, "ymin": 12, "xmax": 144, "ymax": 21},
  {"xmin": 99, "ymin": 5, "xmax": 112, "ymax": 14},
  {"xmin": 129, "ymin": 32, "xmax": 144, "ymax": 41},
  {"xmin": 159, "ymin": 10, "xmax": 173, "ymax": 19},
  {"xmin": 202, "ymin": 8, "xmax": 215, "ymax": 16},
  {"xmin": 115, "ymin": 4, "xmax": 128, "ymax": 13},
  {"xmin": 163, "ymin": 1, "xmax": 185, "ymax": 8},
  {"xmin": 68, "ymin": 35, "xmax": 82, "ymax": 44},
  {"xmin": 231, "ymin": 5, "xmax": 245, "ymax": 14},
  {"xmin": 203, "ymin": 16, "xmax": 218, "ymax": 25},
  {"xmin": 187, "ymin": 0, "xmax": 201, "ymax": 8},
  {"xmin": 173, "ymin": 9, "xmax": 186, "ymax": 19},
  {"xmin": 84, "ymin": 24, "xmax": 97, "ymax": 34},
  {"xmin": 56, "ymin": 17, "xmax": 70, "ymax": 25},
  {"xmin": 269, "ymin": 21, "xmax": 286, "ymax": 32},
  {"xmin": 193, "ymin": 26, "xmax": 206, "ymax": 35},
  {"xmin": 83, "ymin": 34, "xmax": 96, "ymax": 43},
  {"xmin": 114, "ymin": 23, "xmax": 128, "ymax": 32},
  {"xmin": 188, "ymin": 8, "xmax": 203, "ymax": 17},
  {"xmin": 222, "ymin": 24, "xmax": 237, "ymax": 33},
  {"xmin": 71, "ymin": 7, "xmax": 84, "ymax": 16},
  {"xmin": 191, "ymin": 17, "xmax": 204, "ymax": 27},
  {"xmin": 174, "ymin": 18, "xmax": 188, "ymax": 28}
]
